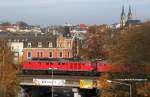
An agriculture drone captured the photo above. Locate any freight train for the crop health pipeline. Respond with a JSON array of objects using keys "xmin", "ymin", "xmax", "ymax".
[{"xmin": 21, "ymin": 58, "xmax": 150, "ymax": 75}]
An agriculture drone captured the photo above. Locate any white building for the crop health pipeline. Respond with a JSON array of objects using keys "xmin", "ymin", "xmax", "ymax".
[{"xmin": 8, "ymin": 39, "xmax": 24, "ymax": 64}]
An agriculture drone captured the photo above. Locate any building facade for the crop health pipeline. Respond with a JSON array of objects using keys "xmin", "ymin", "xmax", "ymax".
[
  {"xmin": 5, "ymin": 23, "xmax": 84, "ymax": 64},
  {"xmin": 7, "ymin": 36, "xmax": 24, "ymax": 64},
  {"xmin": 23, "ymin": 35, "xmax": 73, "ymax": 62}
]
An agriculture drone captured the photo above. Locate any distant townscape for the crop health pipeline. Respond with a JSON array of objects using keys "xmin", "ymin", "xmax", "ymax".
[
  {"xmin": 0, "ymin": 5, "xmax": 142, "ymax": 65},
  {"xmin": 1, "ymin": 3, "xmax": 150, "ymax": 97}
]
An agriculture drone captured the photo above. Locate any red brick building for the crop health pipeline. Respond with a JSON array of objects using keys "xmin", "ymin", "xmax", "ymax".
[{"xmin": 23, "ymin": 35, "xmax": 73, "ymax": 62}]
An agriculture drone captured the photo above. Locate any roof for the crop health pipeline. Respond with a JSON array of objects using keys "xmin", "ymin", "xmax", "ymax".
[
  {"xmin": 23, "ymin": 35, "xmax": 57, "ymax": 48},
  {"xmin": 126, "ymin": 19, "xmax": 141, "ymax": 26},
  {"xmin": 6, "ymin": 33, "xmax": 57, "ymax": 48},
  {"xmin": 0, "ymin": 32, "xmax": 12, "ymax": 38}
]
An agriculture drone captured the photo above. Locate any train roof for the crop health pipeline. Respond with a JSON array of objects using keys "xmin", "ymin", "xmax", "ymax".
[{"xmin": 31, "ymin": 58, "xmax": 85, "ymax": 62}]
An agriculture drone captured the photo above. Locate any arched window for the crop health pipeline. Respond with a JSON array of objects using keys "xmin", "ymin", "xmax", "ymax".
[
  {"xmin": 68, "ymin": 52, "xmax": 70, "ymax": 58},
  {"xmin": 49, "ymin": 52, "xmax": 53, "ymax": 58},
  {"xmin": 59, "ymin": 52, "xmax": 62, "ymax": 58},
  {"xmin": 27, "ymin": 51, "xmax": 32, "ymax": 59}
]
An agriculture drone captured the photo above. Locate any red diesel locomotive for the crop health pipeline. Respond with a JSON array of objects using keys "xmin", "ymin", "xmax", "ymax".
[
  {"xmin": 22, "ymin": 58, "xmax": 96, "ymax": 75},
  {"xmin": 22, "ymin": 58, "xmax": 150, "ymax": 75}
]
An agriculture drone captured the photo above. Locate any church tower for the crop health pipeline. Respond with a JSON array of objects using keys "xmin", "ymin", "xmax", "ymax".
[
  {"xmin": 120, "ymin": 5, "xmax": 126, "ymax": 27},
  {"xmin": 127, "ymin": 5, "xmax": 133, "ymax": 20}
]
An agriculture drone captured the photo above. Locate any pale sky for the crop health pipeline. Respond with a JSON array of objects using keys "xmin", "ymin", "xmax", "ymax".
[{"xmin": 0, "ymin": 0, "xmax": 149, "ymax": 26}]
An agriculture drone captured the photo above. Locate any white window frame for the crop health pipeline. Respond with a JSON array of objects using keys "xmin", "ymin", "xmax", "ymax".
[
  {"xmin": 27, "ymin": 51, "xmax": 32, "ymax": 59},
  {"xmin": 48, "ymin": 42, "xmax": 53, "ymax": 48},
  {"xmin": 27, "ymin": 42, "xmax": 32, "ymax": 48},
  {"xmin": 38, "ymin": 42, "xmax": 42, "ymax": 48}
]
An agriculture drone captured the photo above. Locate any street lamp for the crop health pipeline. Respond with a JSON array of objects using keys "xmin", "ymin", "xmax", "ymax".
[
  {"xmin": 107, "ymin": 80, "xmax": 132, "ymax": 97},
  {"xmin": 49, "ymin": 68, "xmax": 57, "ymax": 97}
]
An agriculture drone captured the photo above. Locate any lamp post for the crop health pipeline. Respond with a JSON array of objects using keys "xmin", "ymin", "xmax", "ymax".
[
  {"xmin": 49, "ymin": 68, "xmax": 57, "ymax": 97},
  {"xmin": 107, "ymin": 80, "xmax": 132, "ymax": 97}
]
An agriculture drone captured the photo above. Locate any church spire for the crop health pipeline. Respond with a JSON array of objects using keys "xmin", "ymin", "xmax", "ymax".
[
  {"xmin": 120, "ymin": 5, "xmax": 126, "ymax": 27},
  {"xmin": 128, "ymin": 5, "xmax": 133, "ymax": 20},
  {"xmin": 121, "ymin": 5, "xmax": 125, "ymax": 17}
]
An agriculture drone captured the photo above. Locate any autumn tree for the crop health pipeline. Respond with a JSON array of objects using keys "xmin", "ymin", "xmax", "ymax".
[
  {"xmin": 0, "ymin": 39, "xmax": 19, "ymax": 97},
  {"xmin": 136, "ymin": 82, "xmax": 150, "ymax": 97},
  {"xmin": 108, "ymin": 22, "xmax": 150, "ymax": 72},
  {"xmin": 80, "ymin": 25, "xmax": 110, "ymax": 59},
  {"xmin": 93, "ymin": 22, "xmax": 150, "ymax": 97},
  {"xmin": 97, "ymin": 74, "xmax": 129, "ymax": 97},
  {"xmin": 106, "ymin": 22, "xmax": 150, "ymax": 97}
]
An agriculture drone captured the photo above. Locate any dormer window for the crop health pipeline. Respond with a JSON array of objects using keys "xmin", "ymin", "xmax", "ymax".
[
  {"xmin": 48, "ymin": 42, "xmax": 53, "ymax": 48},
  {"xmin": 27, "ymin": 42, "xmax": 32, "ymax": 48},
  {"xmin": 38, "ymin": 42, "xmax": 42, "ymax": 48}
]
